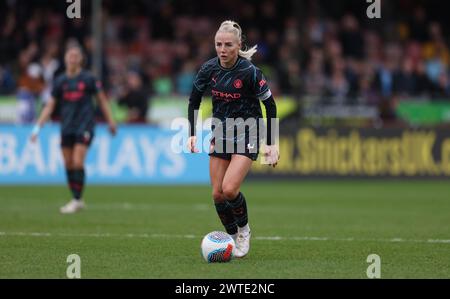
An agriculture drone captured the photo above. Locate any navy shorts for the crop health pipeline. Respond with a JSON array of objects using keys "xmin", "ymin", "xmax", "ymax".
[
  {"xmin": 208, "ymin": 137, "xmax": 259, "ymax": 161},
  {"xmin": 61, "ymin": 131, "xmax": 94, "ymax": 148}
]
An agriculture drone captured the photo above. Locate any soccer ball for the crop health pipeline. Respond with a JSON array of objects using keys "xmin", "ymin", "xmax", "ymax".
[{"xmin": 201, "ymin": 231, "xmax": 235, "ymax": 263}]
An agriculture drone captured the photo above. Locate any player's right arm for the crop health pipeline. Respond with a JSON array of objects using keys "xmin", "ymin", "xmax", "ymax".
[
  {"xmin": 30, "ymin": 97, "xmax": 56, "ymax": 142},
  {"xmin": 187, "ymin": 88, "xmax": 203, "ymax": 153},
  {"xmin": 187, "ymin": 62, "xmax": 210, "ymax": 153},
  {"xmin": 30, "ymin": 75, "xmax": 62, "ymax": 142}
]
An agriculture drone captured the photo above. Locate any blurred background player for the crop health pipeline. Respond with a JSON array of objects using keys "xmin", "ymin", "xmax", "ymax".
[
  {"xmin": 31, "ymin": 45, "xmax": 117, "ymax": 214},
  {"xmin": 118, "ymin": 71, "xmax": 149, "ymax": 124},
  {"xmin": 187, "ymin": 20, "xmax": 279, "ymax": 258}
]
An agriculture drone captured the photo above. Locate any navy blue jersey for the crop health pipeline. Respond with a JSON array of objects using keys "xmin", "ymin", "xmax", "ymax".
[
  {"xmin": 190, "ymin": 56, "xmax": 274, "ymax": 148},
  {"xmin": 51, "ymin": 71, "xmax": 102, "ymax": 135},
  {"xmin": 193, "ymin": 56, "xmax": 272, "ymax": 122}
]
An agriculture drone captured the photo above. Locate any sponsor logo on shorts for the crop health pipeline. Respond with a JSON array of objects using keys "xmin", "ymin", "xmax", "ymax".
[{"xmin": 83, "ymin": 131, "xmax": 91, "ymax": 143}]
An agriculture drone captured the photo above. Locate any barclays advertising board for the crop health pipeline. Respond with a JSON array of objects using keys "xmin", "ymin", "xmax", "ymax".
[{"xmin": 0, "ymin": 124, "xmax": 209, "ymax": 184}]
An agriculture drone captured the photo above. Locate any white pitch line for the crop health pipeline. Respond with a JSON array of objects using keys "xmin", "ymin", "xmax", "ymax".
[{"xmin": 0, "ymin": 231, "xmax": 449, "ymax": 245}]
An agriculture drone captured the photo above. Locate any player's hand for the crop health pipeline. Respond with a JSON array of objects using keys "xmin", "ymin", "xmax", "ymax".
[
  {"xmin": 108, "ymin": 122, "xmax": 117, "ymax": 136},
  {"xmin": 30, "ymin": 125, "xmax": 41, "ymax": 143},
  {"xmin": 30, "ymin": 133, "xmax": 38, "ymax": 143},
  {"xmin": 264, "ymin": 144, "xmax": 280, "ymax": 168},
  {"xmin": 187, "ymin": 136, "xmax": 199, "ymax": 153}
]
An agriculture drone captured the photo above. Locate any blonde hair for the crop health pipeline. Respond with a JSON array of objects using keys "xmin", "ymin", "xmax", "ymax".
[{"xmin": 216, "ymin": 20, "xmax": 257, "ymax": 61}]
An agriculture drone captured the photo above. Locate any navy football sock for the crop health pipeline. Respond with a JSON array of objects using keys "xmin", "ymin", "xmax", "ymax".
[
  {"xmin": 66, "ymin": 169, "xmax": 75, "ymax": 199},
  {"xmin": 69, "ymin": 169, "xmax": 85, "ymax": 200},
  {"xmin": 214, "ymin": 201, "xmax": 238, "ymax": 235},
  {"xmin": 226, "ymin": 192, "xmax": 248, "ymax": 228}
]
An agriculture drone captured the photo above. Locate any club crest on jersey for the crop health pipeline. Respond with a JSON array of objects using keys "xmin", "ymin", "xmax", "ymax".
[
  {"xmin": 233, "ymin": 79, "xmax": 243, "ymax": 89},
  {"xmin": 78, "ymin": 82, "xmax": 85, "ymax": 91}
]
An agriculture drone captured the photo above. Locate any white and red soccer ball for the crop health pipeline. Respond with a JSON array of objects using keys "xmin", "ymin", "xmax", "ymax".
[{"xmin": 201, "ymin": 231, "xmax": 235, "ymax": 263}]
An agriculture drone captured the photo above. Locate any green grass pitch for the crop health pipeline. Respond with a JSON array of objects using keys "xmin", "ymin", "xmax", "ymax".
[{"xmin": 0, "ymin": 181, "xmax": 449, "ymax": 278}]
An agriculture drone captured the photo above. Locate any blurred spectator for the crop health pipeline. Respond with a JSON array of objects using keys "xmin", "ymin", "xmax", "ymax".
[
  {"xmin": 0, "ymin": 0, "xmax": 450, "ymax": 127},
  {"xmin": 17, "ymin": 63, "xmax": 44, "ymax": 123},
  {"xmin": 339, "ymin": 14, "xmax": 364, "ymax": 60},
  {"xmin": 176, "ymin": 61, "xmax": 196, "ymax": 96},
  {"xmin": 397, "ymin": 58, "xmax": 417, "ymax": 96},
  {"xmin": 0, "ymin": 66, "xmax": 15, "ymax": 94},
  {"xmin": 303, "ymin": 48, "xmax": 327, "ymax": 99},
  {"xmin": 414, "ymin": 61, "xmax": 436, "ymax": 96},
  {"xmin": 39, "ymin": 41, "xmax": 60, "ymax": 104},
  {"xmin": 0, "ymin": 12, "xmax": 17, "ymax": 66},
  {"xmin": 326, "ymin": 58, "xmax": 350, "ymax": 104},
  {"xmin": 65, "ymin": 18, "xmax": 88, "ymax": 45},
  {"xmin": 118, "ymin": 71, "xmax": 149, "ymax": 123},
  {"xmin": 408, "ymin": 6, "xmax": 429, "ymax": 43},
  {"xmin": 83, "ymin": 36, "xmax": 110, "ymax": 88},
  {"xmin": 372, "ymin": 43, "xmax": 403, "ymax": 98},
  {"xmin": 436, "ymin": 71, "xmax": 450, "ymax": 98}
]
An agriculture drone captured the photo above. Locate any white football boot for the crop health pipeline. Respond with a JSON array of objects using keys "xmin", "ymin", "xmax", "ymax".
[
  {"xmin": 231, "ymin": 233, "xmax": 238, "ymax": 243},
  {"xmin": 60, "ymin": 199, "xmax": 85, "ymax": 214},
  {"xmin": 234, "ymin": 224, "xmax": 251, "ymax": 258}
]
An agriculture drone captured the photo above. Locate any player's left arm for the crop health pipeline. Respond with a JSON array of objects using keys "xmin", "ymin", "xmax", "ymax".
[
  {"xmin": 96, "ymin": 90, "xmax": 117, "ymax": 136},
  {"xmin": 261, "ymin": 96, "xmax": 279, "ymax": 167},
  {"xmin": 253, "ymin": 68, "xmax": 279, "ymax": 167},
  {"xmin": 90, "ymin": 75, "xmax": 116, "ymax": 135}
]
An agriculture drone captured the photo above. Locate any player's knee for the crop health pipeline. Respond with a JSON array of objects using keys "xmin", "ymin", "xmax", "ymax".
[
  {"xmin": 64, "ymin": 159, "xmax": 74, "ymax": 169},
  {"xmin": 72, "ymin": 157, "xmax": 84, "ymax": 169},
  {"xmin": 222, "ymin": 183, "xmax": 239, "ymax": 200},
  {"xmin": 212, "ymin": 190, "xmax": 225, "ymax": 202}
]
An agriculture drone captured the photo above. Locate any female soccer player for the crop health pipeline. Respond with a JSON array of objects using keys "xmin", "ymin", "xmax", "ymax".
[
  {"xmin": 31, "ymin": 45, "xmax": 117, "ymax": 214},
  {"xmin": 187, "ymin": 20, "xmax": 279, "ymax": 258}
]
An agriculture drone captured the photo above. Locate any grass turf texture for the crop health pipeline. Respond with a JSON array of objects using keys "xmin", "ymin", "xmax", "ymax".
[{"xmin": 0, "ymin": 181, "xmax": 449, "ymax": 278}]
